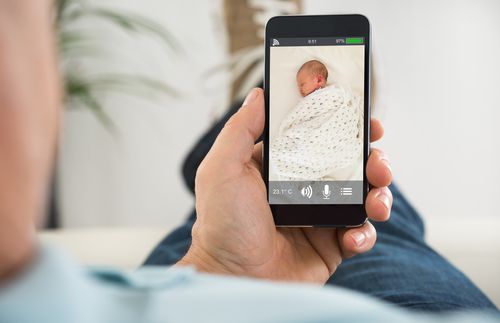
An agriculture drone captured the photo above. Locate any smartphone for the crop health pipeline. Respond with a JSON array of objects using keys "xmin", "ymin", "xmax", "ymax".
[{"xmin": 264, "ymin": 14, "xmax": 370, "ymax": 227}]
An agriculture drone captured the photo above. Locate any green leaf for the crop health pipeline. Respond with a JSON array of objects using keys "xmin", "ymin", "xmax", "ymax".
[
  {"xmin": 55, "ymin": 0, "xmax": 181, "ymax": 131},
  {"xmin": 65, "ymin": 77, "xmax": 116, "ymax": 131},
  {"xmin": 58, "ymin": 31, "xmax": 99, "ymax": 57},
  {"xmin": 66, "ymin": 74, "xmax": 178, "ymax": 99},
  {"xmin": 65, "ymin": 7, "xmax": 181, "ymax": 54}
]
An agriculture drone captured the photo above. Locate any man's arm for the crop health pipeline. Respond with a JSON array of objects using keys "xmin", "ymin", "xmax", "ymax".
[{"xmin": 0, "ymin": 0, "xmax": 61, "ymax": 280}]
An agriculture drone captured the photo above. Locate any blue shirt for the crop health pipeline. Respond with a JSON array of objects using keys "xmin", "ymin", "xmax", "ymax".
[{"xmin": 0, "ymin": 244, "xmax": 498, "ymax": 323}]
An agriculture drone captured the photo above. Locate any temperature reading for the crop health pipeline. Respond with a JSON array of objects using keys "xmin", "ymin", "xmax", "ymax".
[
  {"xmin": 307, "ymin": 39, "xmax": 317, "ymax": 45},
  {"xmin": 272, "ymin": 188, "xmax": 293, "ymax": 195}
]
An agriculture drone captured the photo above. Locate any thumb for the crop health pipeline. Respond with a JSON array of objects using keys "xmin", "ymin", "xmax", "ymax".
[{"xmin": 208, "ymin": 88, "xmax": 264, "ymax": 165}]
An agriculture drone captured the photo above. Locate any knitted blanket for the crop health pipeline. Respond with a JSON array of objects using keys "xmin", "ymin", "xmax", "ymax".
[{"xmin": 270, "ymin": 85, "xmax": 363, "ymax": 180}]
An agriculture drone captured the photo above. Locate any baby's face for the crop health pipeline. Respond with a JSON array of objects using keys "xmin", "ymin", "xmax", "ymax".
[{"xmin": 296, "ymin": 70, "xmax": 326, "ymax": 97}]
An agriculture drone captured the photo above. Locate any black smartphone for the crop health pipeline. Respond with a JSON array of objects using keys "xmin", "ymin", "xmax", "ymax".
[{"xmin": 263, "ymin": 14, "xmax": 371, "ymax": 227}]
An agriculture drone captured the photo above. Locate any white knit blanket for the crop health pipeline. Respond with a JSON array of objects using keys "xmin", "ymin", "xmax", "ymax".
[{"xmin": 270, "ymin": 85, "xmax": 363, "ymax": 180}]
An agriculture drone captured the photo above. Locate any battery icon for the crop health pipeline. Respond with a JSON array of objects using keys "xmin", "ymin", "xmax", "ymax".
[{"xmin": 346, "ymin": 37, "xmax": 363, "ymax": 44}]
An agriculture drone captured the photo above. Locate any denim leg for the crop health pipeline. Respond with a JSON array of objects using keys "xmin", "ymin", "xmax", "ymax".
[
  {"xmin": 143, "ymin": 211, "xmax": 195, "ymax": 266},
  {"xmin": 328, "ymin": 183, "xmax": 497, "ymax": 312}
]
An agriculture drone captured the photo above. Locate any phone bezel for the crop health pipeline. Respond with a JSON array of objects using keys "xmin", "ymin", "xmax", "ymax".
[{"xmin": 264, "ymin": 14, "xmax": 371, "ymax": 227}]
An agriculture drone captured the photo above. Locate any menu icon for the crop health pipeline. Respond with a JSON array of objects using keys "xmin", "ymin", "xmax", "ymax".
[{"xmin": 340, "ymin": 187, "xmax": 352, "ymax": 196}]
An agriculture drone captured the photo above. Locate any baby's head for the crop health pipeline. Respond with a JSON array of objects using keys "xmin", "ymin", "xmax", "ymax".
[{"xmin": 296, "ymin": 60, "xmax": 328, "ymax": 97}]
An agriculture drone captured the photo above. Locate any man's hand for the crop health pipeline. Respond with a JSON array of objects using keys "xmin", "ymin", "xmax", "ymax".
[{"xmin": 178, "ymin": 88, "xmax": 392, "ymax": 284}]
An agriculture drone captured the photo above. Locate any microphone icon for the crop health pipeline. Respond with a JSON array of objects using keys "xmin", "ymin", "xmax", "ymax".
[{"xmin": 322, "ymin": 184, "xmax": 331, "ymax": 199}]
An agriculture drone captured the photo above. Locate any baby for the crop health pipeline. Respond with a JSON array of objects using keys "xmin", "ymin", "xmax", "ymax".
[
  {"xmin": 296, "ymin": 60, "xmax": 328, "ymax": 97},
  {"xmin": 270, "ymin": 59, "xmax": 363, "ymax": 181}
]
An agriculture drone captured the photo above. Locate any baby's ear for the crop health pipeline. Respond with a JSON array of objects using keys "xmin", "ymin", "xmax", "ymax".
[{"xmin": 317, "ymin": 75, "xmax": 326, "ymax": 85}]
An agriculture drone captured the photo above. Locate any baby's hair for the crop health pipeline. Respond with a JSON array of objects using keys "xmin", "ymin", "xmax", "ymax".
[{"xmin": 297, "ymin": 60, "xmax": 328, "ymax": 81}]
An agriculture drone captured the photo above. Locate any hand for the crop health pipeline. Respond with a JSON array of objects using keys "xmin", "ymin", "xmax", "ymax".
[{"xmin": 178, "ymin": 88, "xmax": 392, "ymax": 284}]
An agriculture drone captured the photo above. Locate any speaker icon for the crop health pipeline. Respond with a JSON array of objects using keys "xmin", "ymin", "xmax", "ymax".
[{"xmin": 300, "ymin": 185, "xmax": 313, "ymax": 199}]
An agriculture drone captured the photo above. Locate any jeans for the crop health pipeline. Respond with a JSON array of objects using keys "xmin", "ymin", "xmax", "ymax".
[{"xmin": 144, "ymin": 96, "xmax": 497, "ymax": 312}]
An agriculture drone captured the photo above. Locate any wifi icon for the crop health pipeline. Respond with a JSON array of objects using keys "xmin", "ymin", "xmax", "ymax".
[
  {"xmin": 272, "ymin": 39, "xmax": 280, "ymax": 46},
  {"xmin": 301, "ymin": 185, "xmax": 313, "ymax": 199}
]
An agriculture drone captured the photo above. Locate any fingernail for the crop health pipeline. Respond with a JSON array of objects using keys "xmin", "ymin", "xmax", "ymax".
[
  {"xmin": 379, "ymin": 152, "xmax": 392, "ymax": 175},
  {"xmin": 352, "ymin": 231, "xmax": 366, "ymax": 247},
  {"xmin": 242, "ymin": 88, "xmax": 259, "ymax": 107},
  {"xmin": 375, "ymin": 189, "xmax": 391, "ymax": 211}
]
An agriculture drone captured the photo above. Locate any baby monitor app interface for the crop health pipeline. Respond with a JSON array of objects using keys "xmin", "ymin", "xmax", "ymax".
[{"xmin": 269, "ymin": 37, "xmax": 365, "ymax": 205}]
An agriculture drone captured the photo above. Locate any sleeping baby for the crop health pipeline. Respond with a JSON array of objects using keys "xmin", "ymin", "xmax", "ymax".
[{"xmin": 270, "ymin": 60, "xmax": 363, "ymax": 181}]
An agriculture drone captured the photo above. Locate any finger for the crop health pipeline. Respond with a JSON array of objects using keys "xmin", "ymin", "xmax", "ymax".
[
  {"xmin": 337, "ymin": 221, "xmax": 377, "ymax": 259},
  {"xmin": 366, "ymin": 186, "xmax": 392, "ymax": 222},
  {"xmin": 370, "ymin": 118, "xmax": 384, "ymax": 143},
  {"xmin": 250, "ymin": 142, "xmax": 263, "ymax": 170},
  {"xmin": 366, "ymin": 148, "xmax": 392, "ymax": 187},
  {"xmin": 206, "ymin": 88, "xmax": 264, "ymax": 166},
  {"xmin": 252, "ymin": 142, "xmax": 263, "ymax": 164}
]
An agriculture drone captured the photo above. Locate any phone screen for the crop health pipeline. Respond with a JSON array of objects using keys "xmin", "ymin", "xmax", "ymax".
[{"xmin": 268, "ymin": 36, "xmax": 365, "ymax": 205}]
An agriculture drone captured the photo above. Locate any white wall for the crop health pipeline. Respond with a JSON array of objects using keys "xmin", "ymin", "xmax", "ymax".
[{"xmin": 305, "ymin": 0, "xmax": 500, "ymax": 221}]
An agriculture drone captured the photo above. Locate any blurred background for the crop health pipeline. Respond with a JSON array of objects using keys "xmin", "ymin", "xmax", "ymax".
[{"xmin": 44, "ymin": 0, "xmax": 500, "ymax": 305}]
